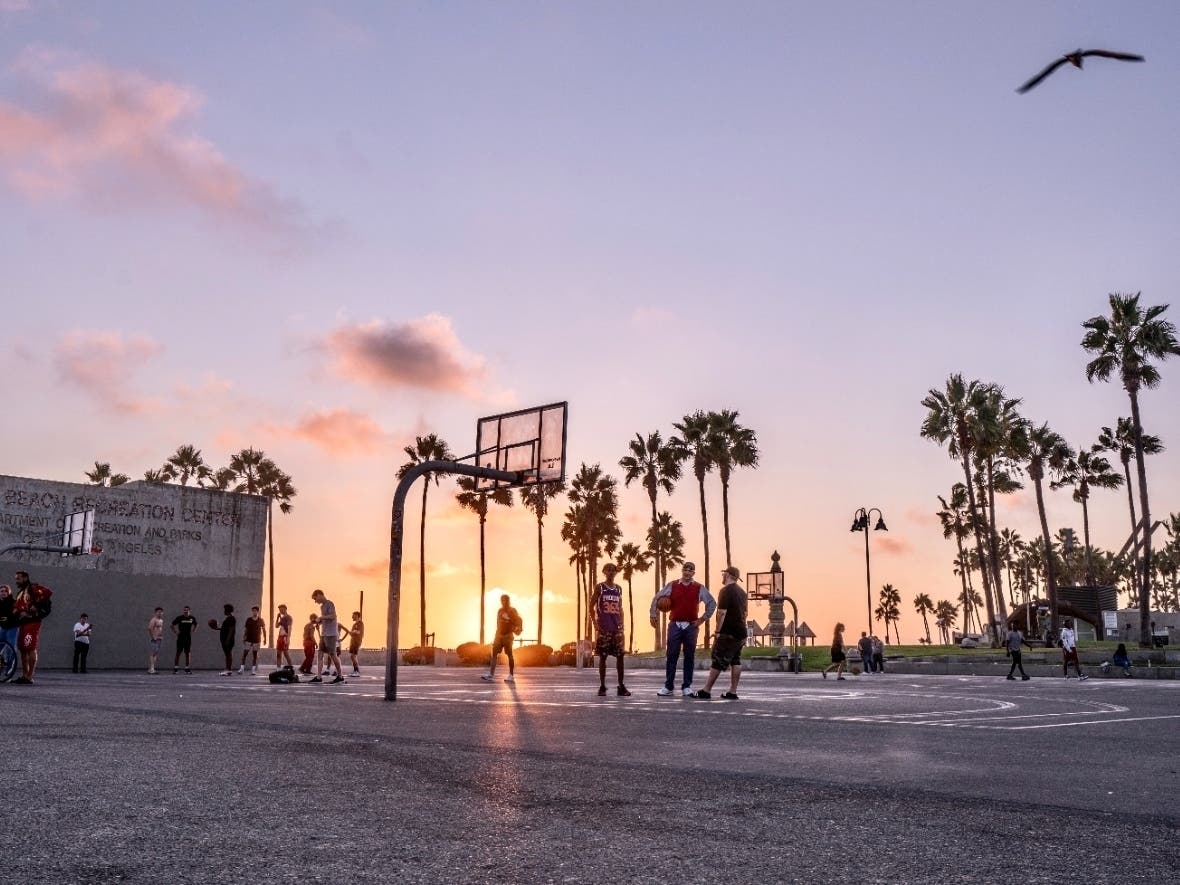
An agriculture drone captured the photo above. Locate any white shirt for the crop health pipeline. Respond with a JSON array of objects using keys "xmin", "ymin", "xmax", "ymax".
[
  {"xmin": 73, "ymin": 621, "xmax": 92, "ymax": 644},
  {"xmin": 1060, "ymin": 627, "xmax": 1076, "ymax": 652}
]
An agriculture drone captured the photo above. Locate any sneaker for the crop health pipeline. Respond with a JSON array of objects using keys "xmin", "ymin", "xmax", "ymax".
[
  {"xmin": 0, "ymin": 673, "xmax": 13, "ymax": 684},
  {"xmin": 822, "ymin": 671, "xmax": 827, "ymax": 679},
  {"xmin": 617, "ymin": 685, "xmax": 631, "ymax": 697},
  {"xmin": 1078, "ymin": 674, "xmax": 1089, "ymax": 681},
  {"xmin": 219, "ymin": 670, "xmax": 231, "ymax": 676},
  {"xmin": 251, "ymin": 666, "xmax": 257, "ymax": 675},
  {"xmin": 597, "ymin": 685, "xmax": 608, "ymax": 696},
  {"xmin": 656, "ymin": 687, "xmax": 673, "ymax": 696},
  {"xmin": 480, "ymin": 674, "xmax": 494, "ymax": 682},
  {"xmin": 237, "ymin": 665, "xmax": 245, "ymax": 674},
  {"xmin": 682, "ymin": 688, "xmax": 695, "ymax": 697},
  {"xmin": 148, "ymin": 669, "xmax": 157, "ymax": 675},
  {"xmin": 309, "ymin": 676, "xmax": 323, "ymax": 683},
  {"xmin": 330, "ymin": 675, "xmax": 344, "ymax": 685},
  {"xmin": 184, "ymin": 668, "xmax": 192, "ymax": 675},
  {"xmin": 1006, "ymin": 675, "xmax": 1016, "ymax": 681},
  {"xmin": 694, "ymin": 689, "xmax": 711, "ymax": 699},
  {"xmin": 837, "ymin": 676, "xmax": 846, "ymax": 681},
  {"xmin": 1021, "ymin": 676, "xmax": 1031, "ymax": 681},
  {"xmin": 173, "ymin": 667, "xmax": 178, "ymax": 674},
  {"xmin": 504, "ymin": 675, "xmax": 515, "ymax": 684},
  {"xmin": 350, "ymin": 671, "xmax": 361, "ymax": 678},
  {"xmin": 721, "ymin": 692, "xmax": 739, "ymax": 700},
  {"xmin": 12, "ymin": 676, "xmax": 31, "ymax": 684}
]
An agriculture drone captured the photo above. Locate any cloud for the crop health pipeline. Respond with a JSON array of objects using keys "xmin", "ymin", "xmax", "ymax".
[
  {"xmin": 877, "ymin": 536, "xmax": 914, "ymax": 556},
  {"xmin": 52, "ymin": 329, "xmax": 162, "ymax": 414},
  {"xmin": 323, "ymin": 315, "xmax": 490, "ymax": 396},
  {"xmin": 268, "ymin": 407, "xmax": 388, "ymax": 457},
  {"xmin": 346, "ymin": 559, "xmax": 387, "ymax": 580},
  {"xmin": 0, "ymin": 49, "xmax": 311, "ymax": 246}
]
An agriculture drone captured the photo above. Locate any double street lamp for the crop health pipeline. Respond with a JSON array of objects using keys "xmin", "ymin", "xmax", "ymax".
[{"xmin": 850, "ymin": 507, "xmax": 888, "ymax": 636}]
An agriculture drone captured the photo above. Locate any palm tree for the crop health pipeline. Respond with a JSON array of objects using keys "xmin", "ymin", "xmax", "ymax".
[
  {"xmin": 671, "ymin": 410, "xmax": 719, "ymax": 645},
  {"xmin": 1083, "ymin": 293, "xmax": 1180, "ymax": 646},
  {"xmin": 228, "ymin": 447, "xmax": 268, "ymax": 494},
  {"xmin": 974, "ymin": 386, "xmax": 1022, "ymax": 625},
  {"xmin": 142, "ymin": 468, "xmax": 169, "ymax": 483},
  {"xmin": 456, "ymin": 477, "xmax": 514, "ymax": 644},
  {"xmin": 164, "ymin": 444, "xmax": 212, "ymax": 486},
  {"xmin": 875, "ymin": 583, "xmax": 902, "ymax": 644},
  {"xmin": 934, "ymin": 600, "xmax": 959, "ymax": 644},
  {"xmin": 561, "ymin": 503, "xmax": 588, "ymax": 647},
  {"xmin": 519, "ymin": 481, "xmax": 565, "ymax": 646},
  {"xmin": 619, "ymin": 431, "xmax": 683, "ymax": 620},
  {"xmin": 937, "ymin": 485, "xmax": 973, "ymax": 634},
  {"xmin": 397, "ymin": 434, "xmax": 454, "ymax": 648},
  {"xmin": 85, "ymin": 462, "xmax": 129, "ymax": 487},
  {"xmin": 646, "ymin": 510, "xmax": 686, "ymax": 648},
  {"xmin": 1098, "ymin": 418, "xmax": 1164, "ymax": 605},
  {"xmin": 615, "ymin": 542, "xmax": 652, "ymax": 652},
  {"xmin": 913, "ymin": 593, "xmax": 934, "ymax": 644},
  {"xmin": 258, "ymin": 461, "xmax": 295, "ymax": 643},
  {"xmin": 567, "ymin": 464, "xmax": 619, "ymax": 591},
  {"xmin": 1052, "ymin": 444, "xmax": 1123, "ymax": 585},
  {"xmin": 210, "ymin": 466, "xmax": 237, "ymax": 490},
  {"xmin": 998, "ymin": 528, "xmax": 1024, "ymax": 609},
  {"xmin": 920, "ymin": 375, "xmax": 1003, "ymax": 646},
  {"xmin": 1012, "ymin": 422, "xmax": 1074, "ymax": 635},
  {"xmin": 708, "ymin": 410, "xmax": 759, "ymax": 567}
]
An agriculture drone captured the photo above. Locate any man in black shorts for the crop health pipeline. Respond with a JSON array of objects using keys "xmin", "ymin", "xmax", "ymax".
[
  {"xmin": 344, "ymin": 611, "xmax": 363, "ymax": 678},
  {"xmin": 695, "ymin": 566, "xmax": 748, "ymax": 700},
  {"xmin": 590, "ymin": 563, "xmax": 630, "ymax": 696},
  {"xmin": 212, "ymin": 604, "xmax": 236, "ymax": 676},
  {"xmin": 481, "ymin": 594, "xmax": 522, "ymax": 684},
  {"xmin": 237, "ymin": 605, "xmax": 266, "ymax": 674},
  {"xmin": 171, "ymin": 605, "xmax": 198, "ymax": 674}
]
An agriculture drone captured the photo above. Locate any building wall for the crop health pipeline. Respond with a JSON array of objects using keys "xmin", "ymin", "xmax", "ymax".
[{"xmin": 1, "ymin": 475, "xmax": 267, "ymax": 670}]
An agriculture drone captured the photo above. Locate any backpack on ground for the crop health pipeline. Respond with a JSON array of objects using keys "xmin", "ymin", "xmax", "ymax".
[{"xmin": 268, "ymin": 665, "xmax": 299, "ymax": 684}]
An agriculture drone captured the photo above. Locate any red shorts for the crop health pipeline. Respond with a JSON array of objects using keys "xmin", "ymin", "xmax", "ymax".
[
  {"xmin": 277, "ymin": 634, "xmax": 290, "ymax": 652},
  {"xmin": 19, "ymin": 622, "xmax": 41, "ymax": 652}
]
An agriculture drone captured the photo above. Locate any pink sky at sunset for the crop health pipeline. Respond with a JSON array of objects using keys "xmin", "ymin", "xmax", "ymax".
[{"xmin": 3, "ymin": 2, "xmax": 1178, "ymax": 650}]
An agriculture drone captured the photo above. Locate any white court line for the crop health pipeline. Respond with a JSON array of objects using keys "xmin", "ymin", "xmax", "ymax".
[{"xmin": 980, "ymin": 713, "xmax": 1180, "ymax": 730}]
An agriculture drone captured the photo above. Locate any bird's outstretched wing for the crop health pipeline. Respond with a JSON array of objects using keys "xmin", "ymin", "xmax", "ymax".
[
  {"xmin": 1081, "ymin": 50, "xmax": 1145, "ymax": 63},
  {"xmin": 1017, "ymin": 57, "xmax": 1069, "ymax": 93}
]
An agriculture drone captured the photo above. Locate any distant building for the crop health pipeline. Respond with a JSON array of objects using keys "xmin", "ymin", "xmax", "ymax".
[{"xmin": 1, "ymin": 474, "xmax": 267, "ymax": 669}]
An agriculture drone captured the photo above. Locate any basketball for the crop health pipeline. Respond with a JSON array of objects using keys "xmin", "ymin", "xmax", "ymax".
[
  {"xmin": 656, "ymin": 596, "xmax": 672, "ymax": 613},
  {"xmin": 208, "ymin": 618, "xmax": 219, "ymax": 629}
]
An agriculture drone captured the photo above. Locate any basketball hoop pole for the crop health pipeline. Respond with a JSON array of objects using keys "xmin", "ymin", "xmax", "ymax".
[
  {"xmin": 386, "ymin": 460, "xmax": 522, "ymax": 702},
  {"xmin": 0, "ymin": 543, "xmax": 78, "ymax": 557}
]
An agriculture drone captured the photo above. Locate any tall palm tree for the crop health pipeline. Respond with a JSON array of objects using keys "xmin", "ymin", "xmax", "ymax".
[
  {"xmin": 456, "ymin": 477, "xmax": 514, "ymax": 644},
  {"xmin": 561, "ymin": 503, "xmax": 588, "ymax": 647},
  {"xmin": 974, "ymin": 386, "xmax": 1022, "ymax": 625},
  {"xmin": 619, "ymin": 431, "xmax": 683, "ymax": 619},
  {"xmin": 1052, "ymin": 444, "xmax": 1123, "ymax": 585},
  {"xmin": 1012, "ymin": 422, "xmax": 1074, "ymax": 635},
  {"xmin": 519, "ymin": 481, "xmax": 565, "ymax": 646},
  {"xmin": 1083, "ymin": 293, "xmax": 1180, "ymax": 646},
  {"xmin": 164, "ymin": 444, "xmax": 212, "ymax": 486},
  {"xmin": 920, "ymin": 375, "xmax": 1002, "ymax": 646},
  {"xmin": 998, "ymin": 528, "xmax": 1023, "ymax": 609},
  {"xmin": 615, "ymin": 541, "xmax": 652, "ymax": 652},
  {"xmin": 708, "ymin": 410, "xmax": 760, "ymax": 567},
  {"xmin": 875, "ymin": 583, "xmax": 902, "ymax": 644},
  {"xmin": 85, "ymin": 462, "xmax": 129, "ymax": 487},
  {"xmin": 567, "ymin": 464, "xmax": 619, "ymax": 592},
  {"xmin": 228, "ymin": 447, "xmax": 268, "ymax": 494},
  {"xmin": 671, "ymin": 410, "xmax": 719, "ymax": 645},
  {"xmin": 257, "ymin": 460, "xmax": 295, "ymax": 643},
  {"xmin": 397, "ymin": 434, "xmax": 454, "ymax": 648},
  {"xmin": 646, "ymin": 510, "xmax": 686, "ymax": 648},
  {"xmin": 913, "ymin": 593, "xmax": 934, "ymax": 644},
  {"xmin": 937, "ymin": 485, "xmax": 973, "ymax": 634},
  {"xmin": 934, "ymin": 600, "xmax": 959, "ymax": 644},
  {"xmin": 1098, "ymin": 418, "xmax": 1164, "ymax": 605}
]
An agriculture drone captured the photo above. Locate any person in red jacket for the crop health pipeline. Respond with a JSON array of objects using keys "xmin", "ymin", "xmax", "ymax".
[
  {"xmin": 12, "ymin": 570, "xmax": 53, "ymax": 685},
  {"xmin": 649, "ymin": 562, "xmax": 716, "ymax": 697}
]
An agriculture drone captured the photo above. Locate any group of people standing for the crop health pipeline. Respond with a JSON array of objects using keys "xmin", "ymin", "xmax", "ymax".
[{"xmin": 0, "ymin": 571, "xmax": 54, "ymax": 684}]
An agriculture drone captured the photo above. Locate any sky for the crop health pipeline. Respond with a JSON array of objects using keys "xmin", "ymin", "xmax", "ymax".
[{"xmin": 3, "ymin": 1, "xmax": 1178, "ymax": 650}]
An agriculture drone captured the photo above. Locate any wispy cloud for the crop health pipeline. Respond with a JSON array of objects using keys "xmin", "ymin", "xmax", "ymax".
[
  {"xmin": 877, "ymin": 536, "xmax": 914, "ymax": 556},
  {"xmin": 261, "ymin": 407, "xmax": 388, "ymax": 458},
  {"xmin": 323, "ymin": 314, "xmax": 490, "ymax": 396},
  {"xmin": 52, "ymin": 329, "xmax": 162, "ymax": 414},
  {"xmin": 0, "ymin": 49, "xmax": 312, "ymax": 247},
  {"xmin": 345, "ymin": 559, "xmax": 387, "ymax": 580}
]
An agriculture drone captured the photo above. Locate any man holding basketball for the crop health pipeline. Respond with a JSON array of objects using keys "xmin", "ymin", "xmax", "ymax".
[
  {"xmin": 482, "ymin": 594, "xmax": 522, "ymax": 684},
  {"xmin": 274, "ymin": 603, "xmax": 294, "ymax": 669},
  {"xmin": 649, "ymin": 562, "xmax": 715, "ymax": 697},
  {"xmin": 310, "ymin": 589, "xmax": 344, "ymax": 684},
  {"xmin": 590, "ymin": 563, "xmax": 630, "ymax": 696},
  {"xmin": 12, "ymin": 570, "xmax": 53, "ymax": 685}
]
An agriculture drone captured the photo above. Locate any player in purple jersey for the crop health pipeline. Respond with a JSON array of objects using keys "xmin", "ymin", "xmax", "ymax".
[{"xmin": 590, "ymin": 563, "xmax": 630, "ymax": 697}]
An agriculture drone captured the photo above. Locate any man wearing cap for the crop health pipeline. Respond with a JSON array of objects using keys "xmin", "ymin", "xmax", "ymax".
[
  {"xmin": 650, "ymin": 561, "xmax": 716, "ymax": 697},
  {"xmin": 590, "ymin": 563, "xmax": 630, "ymax": 697},
  {"xmin": 696, "ymin": 566, "xmax": 748, "ymax": 700}
]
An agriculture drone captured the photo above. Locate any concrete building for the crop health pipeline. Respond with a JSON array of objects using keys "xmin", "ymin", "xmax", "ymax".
[{"xmin": 1, "ymin": 474, "xmax": 267, "ymax": 670}]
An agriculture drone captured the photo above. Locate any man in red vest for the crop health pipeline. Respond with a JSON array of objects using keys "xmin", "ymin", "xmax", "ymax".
[{"xmin": 649, "ymin": 562, "xmax": 715, "ymax": 697}]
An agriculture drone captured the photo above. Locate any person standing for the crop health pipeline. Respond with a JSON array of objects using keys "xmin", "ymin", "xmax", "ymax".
[
  {"xmin": 171, "ymin": 605, "xmax": 198, "ymax": 674},
  {"xmin": 0, "ymin": 584, "xmax": 18, "ymax": 682},
  {"xmin": 590, "ymin": 563, "xmax": 630, "ymax": 697},
  {"xmin": 274, "ymin": 604, "xmax": 294, "ymax": 669},
  {"xmin": 482, "ymin": 594, "xmax": 522, "ymax": 684},
  {"xmin": 649, "ymin": 562, "xmax": 716, "ymax": 697},
  {"xmin": 147, "ymin": 607, "xmax": 165, "ymax": 674},
  {"xmin": 1060, "ymin": 620, "xmax": 1088, "ymax": 680},
  {"xmin": 310, "ymin": 589, "xmax": 344, "ymax": 684},
  {"xmin": 210, "ymin": 604, "xmax": 236, "ymax": 676},
  {"xmin": 857, "ymin": 631, "xmax": 873, "ymax": 674},
  {"xmin": 871, "ymin": 634, "xmax": 885, "ymax": 674},
  {"xmin": 345, "ymin": 611, "xmax": 364, "ymax": 678},
  {"xmin": 822, "ymin": 622, "xmax": 847, "ymax": 680},
  {"xmin": 12, "ymin": 570, "xmax": 53, "ymax": 685},
  {"xmin": 71, "ymin": 613, "xmax": 92, "ymax": 673},
  {"xmin": 299, "ymin": 612, "xmax": 318, "ymax": 675},
  {"xmin": 1005, "ymin": 624, "xmax": 1032, "ymax": 681},
  {"xmin": 696, "ymin": 566, "xmax": 748, "ymax": 700},
  {"xmin": 237, "ymin": 606, "xmax": 266, "ymax": 674}
]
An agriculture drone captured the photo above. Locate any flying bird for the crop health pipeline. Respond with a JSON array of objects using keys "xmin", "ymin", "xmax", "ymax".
[{"xmin": 1017, "ymin": 49, "xmax": 1145, "ymax": 94}]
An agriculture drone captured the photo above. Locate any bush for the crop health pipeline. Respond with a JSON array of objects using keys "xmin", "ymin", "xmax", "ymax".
[
  {"xmin": 513, "ymin": 644, "xmax": 554, "ymax": 667},
  {"xmin": 402, "ymin": 645, "xmax": 437, "ymax": 665},
  {"xmin": 456, "ymin": 642, "xmax": 492, "ymax": 666}
]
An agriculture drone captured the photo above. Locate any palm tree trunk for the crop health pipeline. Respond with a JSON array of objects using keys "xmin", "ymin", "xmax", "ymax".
[
  {"xmin": 985, "ymin": 460, "xmax": 1009, "ymax": 623},
  {"xmin": 1129, "ymin": 389, "xmax": 1154, "ymax": 648},
  {"xmin": 626, "ymin": 576, "xmax": 634, "ymax": 653},
  {"xmin": 921, "ymin": 612, "xmax": 930, "ymax": 643},
  {"xmin": 1080, "ymin": 492, "xmax": 1094, "ymax": 586},
  {"xmin": 536, "ymin": 512, "xmax": 544, "ymax": 646},
  {"xmin": 419, "ymin": 483, "xmax": 428, "ymax": 648},
  {"xmin": 267, "ymin": 499, "xmax": 275, "ymax": 648},
  {"xmin": 1033, "ymin": 477, "xmax": 1060, "ymax": 636},
  {"xmin": 954, "ymin": 536, "xmax": 970, "ymax": 634},
  {"xmin": 721, "ymin": 476, "xmax": 732, "ymax": 567},
  {"xmin": 697, "ymin": 475, "xmax": 711, "ymax": 649},
  {"xmin": 478, "ymin": 515, "xmax": 487, "ymax": 646},
  {"xmin": 649, "ymin": 494, "xmax": 660, "ymax": 651},
  {"xmin": 961, "ymin": 462, "xmax": 999, "ymax": 646},
  {"xmin": 574, "ymin": 554, "xmax": 582, "ymax": 661},
  {"xmin": 1121, "ymin": 457, "xmax": 1141, "ymax": 606}
]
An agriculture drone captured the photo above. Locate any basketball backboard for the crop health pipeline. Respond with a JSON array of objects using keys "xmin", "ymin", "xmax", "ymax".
[
  {"xmin": 61, "ymin": 508, "xmax": 97, "ymax": 556},
  {"xmin": 474, "ymin": 401, "xmax": 567, "ymax": 490}
]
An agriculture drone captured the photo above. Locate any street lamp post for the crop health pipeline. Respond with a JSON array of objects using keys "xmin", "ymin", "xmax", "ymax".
[{"xmin": 850, "ymin": 507, "xmax": 888, "ymax": 636}]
